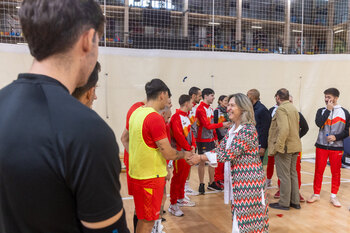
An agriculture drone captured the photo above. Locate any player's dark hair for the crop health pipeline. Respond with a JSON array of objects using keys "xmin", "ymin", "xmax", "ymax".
[
  {"xmin": 218, "ymin": 95, "xmax": 227, "ymax": 104},
  {"xmin": 179, "ymin": 95, "xmax": 191, "ymax": 106},
  {"xmin": 189, "ymin": 87, "xmax": 201, "ymax": 97},
  {"xmin": 202, "ymin": 88, "xmax": 215, "ymax": 99},
  {"xmin": 324, "ymin": 88, "xmax": 340, "ymax": 97},
  {"xmin": 145, "ymin": 79, "xmax": 172, "ymax": 100},
  {"xmin": 72, "ymin": 62, "xmax": 101, "ymax": 99},
  {"xmin": 19, "ymin": 0, "xmax": 105, "ymax": 61}
]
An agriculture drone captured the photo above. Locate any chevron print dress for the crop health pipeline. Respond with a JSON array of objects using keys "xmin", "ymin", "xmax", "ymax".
[{"xmin": 212, "ymin": 123, "xmax": 269, "ymax": 233}]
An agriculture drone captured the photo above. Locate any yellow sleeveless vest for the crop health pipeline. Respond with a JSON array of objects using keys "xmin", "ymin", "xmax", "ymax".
[{"xmin": 129, "ymin": 107, "xmax": 167, "ymax": 179}]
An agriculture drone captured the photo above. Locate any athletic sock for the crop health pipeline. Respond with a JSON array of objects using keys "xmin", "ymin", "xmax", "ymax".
[
  {"xmin": 331, "ymin": 193, "xmax": 337, "ymax": 198},
  {"xmin": 133, "ymin": 213, "xmax": 138, "ymax": 233}
]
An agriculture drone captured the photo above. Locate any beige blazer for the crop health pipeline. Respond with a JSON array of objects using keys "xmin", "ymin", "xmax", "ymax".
[{"xmin": 268, "ymin": 101, "xmax": 302, "ymax": 155}]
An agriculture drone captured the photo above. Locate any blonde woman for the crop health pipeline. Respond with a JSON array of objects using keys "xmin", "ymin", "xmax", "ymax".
[{"xmin": 190, "ymin": 93, "xmax": 269, "ymax": 233}]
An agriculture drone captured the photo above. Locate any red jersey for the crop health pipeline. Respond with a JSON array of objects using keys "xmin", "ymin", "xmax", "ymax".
[
  {"xmin": 196, "ymin": 102, "xmax": 223, "ymax": 142},
  {"xmin": 124, "ymin": 102, "xmax": 145, "ymax": 165},
  {"xmin": 170, "ymin": 109, "xmax": 196, "ymax": 151},
  {"xmin": 126, "ymin": 102, "xmax": 145, "ymax": 130}
]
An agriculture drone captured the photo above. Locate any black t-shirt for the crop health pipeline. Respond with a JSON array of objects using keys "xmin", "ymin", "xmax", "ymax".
[{"xmin": 0, "ymin": 74, "xmax": 123, "ymax": 233}]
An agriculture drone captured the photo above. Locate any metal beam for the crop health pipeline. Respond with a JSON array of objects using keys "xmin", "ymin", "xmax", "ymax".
[
  {"xmin": 326, "ymin": 0, "xmax": 335, "ymax": 53},
  {"xmin": 284, "ymin": 0, "xmax": 291, "ymax": 54},
  {"xmin": 236, "ymin": 0, "xmax": 242, "ymax": 51},
  {"xmin": 347, "ymin": 0, "xmax": 350, "ymax": 53},
  {"xmin": 183, "ymin": 0, "xmax": 189, "ymax": 37},
  {"xmin": 124, "ymin": 0, "xmax": 130, "ymax": 45}
]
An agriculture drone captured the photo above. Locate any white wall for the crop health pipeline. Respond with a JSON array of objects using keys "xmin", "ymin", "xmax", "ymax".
[{"xmin": 1, "ymin": 44, "xmax": 350, "ymax": 157}]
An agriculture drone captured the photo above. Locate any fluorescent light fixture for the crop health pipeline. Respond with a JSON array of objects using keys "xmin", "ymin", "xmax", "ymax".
[
  {"xmin": 16, "ymin": 6, "xmax": 20, "ymax": 9},
  {"xmin": 292, "ymin": 30, "xmax": 302, "ymax": 33},
  {"xmin": 251, "ymin": 26, "xmax": 262, "ymax": 29},
  {"xmin": 17, "ymin": 43, "xmax": 28, "ymax": 45},
  {"xmin": 334, "ymin": 29, "xmax": 344, "ymax": 34},
  {"xmin": 208, "ymin": 22, "xmax": 220, "ymax": 26}
]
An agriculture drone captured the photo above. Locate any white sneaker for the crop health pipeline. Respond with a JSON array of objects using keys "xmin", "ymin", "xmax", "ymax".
[
  {"xmin": 177, "ymin": 198, "xmax": 196, "ymax": 207},
  {"xmin": 152, "ymin": 219, "xmax": 166, "ymax": 233},
  {"xmin": 330, "ymin": 197, "xmax": 342, "ymax": 207},
  {"xmin": 185, "ymin": 185, "xmax": 199, "ymax": 196},
  {"xmin": 168, "ymin": 204, "xmax": 184, "ymax": 217}
]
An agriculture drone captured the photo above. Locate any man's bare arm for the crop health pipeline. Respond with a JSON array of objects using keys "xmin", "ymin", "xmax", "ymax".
[
  {"xmin": 156, "ymin": 138, "xmax": 193, "ymax": 161},
  {"xmin": 120, "ymin": 129, "xmax": 129, "ymax": 153}
]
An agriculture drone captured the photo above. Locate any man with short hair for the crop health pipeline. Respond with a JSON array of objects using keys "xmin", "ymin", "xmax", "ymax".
[
  {"xmin": 307, "ymin": 88, "xmax": 350, "ymax": 207},
  {"xmin": 247, "ymin": 89, "xmax": 271, "ymax": 162},
  {"xmin": 169, "ymin": 94, "xmax": 197, "ymax": 217},
  {"xmin": 128, "ymin": 79, "xmax": 194, "ymax": 233},
  {"xmin": 184, "ymin": 86, "xmax": 202, "ymax": 196},
  {"xmin": 0, "ymin": 0, "xmax": 129, "ymax": 232},
  {"xmin": 196, "ymin": 88, "xmax": 231, "ymax": 194},
  {"xmin": 154, "ymin": 99, "xmax": 172, "ymax": 233},
  {"xmin": 268, "ymin": 88, "xmax": 302, "ymax": 211},
  {"xmin": 267, "ymin": 95, "xmax": 309, "ymax": 202},
  {"xmin": 72, "ymin": 61, "xmax": 100, "ymax": 108}
]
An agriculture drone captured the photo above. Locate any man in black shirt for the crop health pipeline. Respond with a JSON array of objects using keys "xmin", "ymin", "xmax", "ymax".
[
  {"xmin": 0, "ymin": 1, "xmax": 129, "ymax": 233},
  {"xmin": 247, "ymin": 89, "xmax": 271, "ymax": 162}
]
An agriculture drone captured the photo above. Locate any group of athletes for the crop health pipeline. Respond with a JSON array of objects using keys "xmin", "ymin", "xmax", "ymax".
[{"xmin": 121, "ymin": 79, "xmax": 234, "ymax": 233}]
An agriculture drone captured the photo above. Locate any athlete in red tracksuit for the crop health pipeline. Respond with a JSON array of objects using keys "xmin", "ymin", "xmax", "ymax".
[
  {"xmin": 307, "ymin": 88, "xmax": 350, "ymax": 207},
  {"xmin": 169, "ymin": 95, "xmax": 196, "ymax": 217},
  {"xmin": 196, "ymin": 88, "xmax": 230, "ymax": 194}
]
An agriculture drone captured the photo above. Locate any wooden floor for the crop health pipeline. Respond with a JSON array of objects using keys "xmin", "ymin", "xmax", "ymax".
[{"xmin": 120, "ymin": 160, "xmax": 350, "ymax": 233}]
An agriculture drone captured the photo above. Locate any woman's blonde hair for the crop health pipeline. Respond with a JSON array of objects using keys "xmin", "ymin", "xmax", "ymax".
[{"xmin": 228, "ymin": 93, "xmax": 256, "ymax": 125}]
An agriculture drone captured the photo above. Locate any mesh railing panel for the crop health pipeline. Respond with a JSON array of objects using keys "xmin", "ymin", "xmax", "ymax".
[{"xmin": 1, "ymin": 0, "xmax": 349, "ymax": 54}]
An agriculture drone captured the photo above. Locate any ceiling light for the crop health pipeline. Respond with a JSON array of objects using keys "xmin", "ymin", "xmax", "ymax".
[
  {"xmin": 208, "ymin": 22, "xmax": 220, "ymax": 26},
  {"xmin": 334, "ymin": 29, "xmax": 344, "ymax": 34}
]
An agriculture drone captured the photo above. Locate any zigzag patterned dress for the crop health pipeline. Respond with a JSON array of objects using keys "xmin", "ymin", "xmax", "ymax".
[{"xmin": 212, "ymin": 123, "xmax": 269, "ymax": 233}]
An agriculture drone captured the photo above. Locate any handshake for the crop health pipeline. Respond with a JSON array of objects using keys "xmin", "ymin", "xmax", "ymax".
[{"xmin": 183, "ymin": 147, "xmax": 206, "ymax": 166}]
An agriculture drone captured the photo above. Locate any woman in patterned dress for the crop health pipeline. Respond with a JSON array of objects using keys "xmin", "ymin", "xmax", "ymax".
[{"xmin": 190, "ymin": 93, "xmax": 269, "ymax": 233}]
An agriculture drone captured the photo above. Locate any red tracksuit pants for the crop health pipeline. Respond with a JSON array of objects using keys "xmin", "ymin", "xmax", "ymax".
[
  {"xmin": 214, "ymin": 162, "xmax": 224, "ymax": 182},
  {"xmin": 170, "ymin": 158, "xmax": 191, "ymax": 205},
  {"xmin": 266, "ymin": 153, "xmax": 302, "ymax": 189},
  {"xmin": 313, "ymin": 147, "xmax": 343, "ymax": 195}
]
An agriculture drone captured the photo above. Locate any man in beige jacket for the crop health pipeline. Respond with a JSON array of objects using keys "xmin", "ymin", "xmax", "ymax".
[{"xmin": 268, "ymin": 88, "xmax": 302, "ymax": 210}]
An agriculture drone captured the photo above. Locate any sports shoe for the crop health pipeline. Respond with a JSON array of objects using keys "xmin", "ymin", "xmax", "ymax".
[
  {"xmin": 273, "ymin": 190, "xmax": 280, "ymax": 199},
  {"xmin": 152, "ymin": 219, "xmax": 166, "ymax": 233},
  {"xmin": 207, "ymin": 182, "xmax": 223, "ymax": 192},
  {"xmin": 185, "ymin": 185, "xmax": 199, "ymax": 196},
  {"xmin": 177, "ymin": 198, "xmax": 196, "ymax": 207},
  {"xmin": 266, "ymin": 179, "xmax": 272, "ymax": 188},
  {"xmin": 299, "ymin": 193, "xmax": 305, "ymax": 202},
  {"xmin": 215, "ymin": 180, "xmax": 224, "ymax": 190},
  {"xmin": 307, "ymin": 194, "xmax": 320, "ymax": 203},
  {"xmin": 330, "ymin": 197, "xmax": 342, "ymax": 207},
  {"xmin": 198, "ymin": 183, "xmax": 205, "ymax": 195},
  {"xmin": 168, "ymin": 204, "xmax": 184, "ymax": 217}
]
